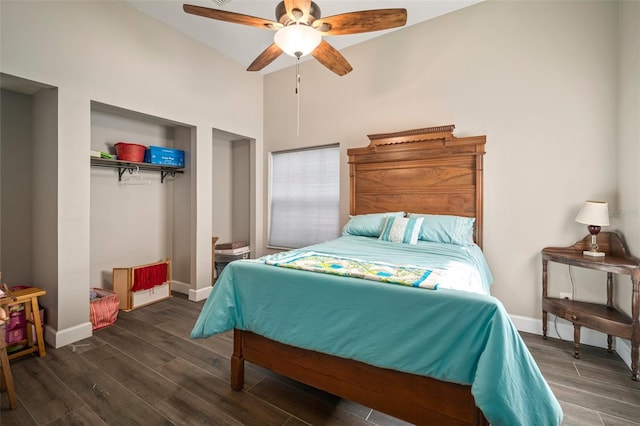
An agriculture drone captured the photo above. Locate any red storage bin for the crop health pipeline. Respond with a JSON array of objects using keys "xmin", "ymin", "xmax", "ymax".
[
  {"xmin": 90, "ymin": 288, "xmax": 119, "ymax": 331},
  {"xmin": 7, "ymin": 304, "xmax": 26, "ymax": 330},
  {"xmin": 114, "ymin": 142, "xmax": 146, "ymax": 162},
  {"xmin": 4, "ymin": 308, "xmax": 45, "ymax": 351},
  {"xmin": 5, "ymin": 328, "xmax": 25, "ymax": 345}
]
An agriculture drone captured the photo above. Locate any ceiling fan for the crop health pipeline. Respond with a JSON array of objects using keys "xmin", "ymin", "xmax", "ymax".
[{"xmin": 183, "ymin": 0, "xmax": 407, "ymax": 76}]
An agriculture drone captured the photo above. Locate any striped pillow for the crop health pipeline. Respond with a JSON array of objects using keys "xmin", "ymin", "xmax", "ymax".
[{"xmin": 378, "ymin": 216, "xmax": 423, "ymax": 245}]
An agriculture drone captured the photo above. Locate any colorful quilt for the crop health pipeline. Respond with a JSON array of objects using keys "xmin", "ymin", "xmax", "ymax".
[{"xmin": 266, "ymin": 251, "xmax": 442, "ymax": 289}]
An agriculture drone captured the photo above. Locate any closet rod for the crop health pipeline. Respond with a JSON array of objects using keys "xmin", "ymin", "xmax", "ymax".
[{"xmin": 90, "ymin": 157, "xmax": 184, "ymax": 183}]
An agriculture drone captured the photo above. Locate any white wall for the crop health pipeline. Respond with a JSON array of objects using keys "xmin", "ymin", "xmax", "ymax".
[
  {"xmin": 0, "ymin": 0, "xmax": 263, "ymax": 346},
  {"xmin": 263, "ymin": 0, "xmax": 620, "ymax": 321}
]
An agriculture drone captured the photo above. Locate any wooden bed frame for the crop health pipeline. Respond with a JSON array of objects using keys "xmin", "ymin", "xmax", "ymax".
[{"xmin": 231, "ymin": 125, "xmax": 488, "ymax": 425}]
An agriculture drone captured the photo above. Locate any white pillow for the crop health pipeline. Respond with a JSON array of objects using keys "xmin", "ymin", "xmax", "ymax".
[
  {"xmin": 378, "ymin": 216, "xmax": 423, "ymax": 245},
  {"xmin": 407, "ymin": 213, "xmax": 475, "ymax": 246}
]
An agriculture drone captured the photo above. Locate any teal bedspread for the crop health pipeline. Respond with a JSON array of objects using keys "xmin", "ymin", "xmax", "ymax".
[{"xmin": 191, "ymin": 236, "xmax": 562, "ymax": 426}]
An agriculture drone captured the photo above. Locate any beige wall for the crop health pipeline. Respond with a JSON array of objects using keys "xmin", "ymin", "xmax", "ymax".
[
  {"xmin": 615, "ymin": 1, "xmax": 640, "ymax": 319},
  {"xmin": 90, "ymin": 108, "xmax": 173, "ymax": 288},
  {"xmin": 263, "ymin": 1, "xmax": 622, "ymax": 323},
  {"xmin": 212, "ymin": 132, "xmax": 251, "ymax": 247},
  {"xmin": 231, "ymin": 140, "xmax": 251, "ymax": 243},
  {"xmin": 618, "ymin": 1, "xmax": 640, "ymax": 255},
  {"xmin": 1, "ymin": 0, "xmax": 635, "ymax": 352},
  {"xmin": 212, "ymin": 138, "xmax": 234, "ymax": 243},
  {"xmin": 0, "ymin": 0, "xmax": 263, "ymax": 346},
  {"xmin": 31, "ymin": 88, "xmax": 60, "ymax": 326},
  {"xmin": 0, "ymin": 90, "xmax": 33, "ymax": 283}
]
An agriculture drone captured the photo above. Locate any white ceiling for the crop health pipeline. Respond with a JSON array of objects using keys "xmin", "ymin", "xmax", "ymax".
[{"xmin": 128, "ymin": 0, "xmax": 483, "ymax": 74}]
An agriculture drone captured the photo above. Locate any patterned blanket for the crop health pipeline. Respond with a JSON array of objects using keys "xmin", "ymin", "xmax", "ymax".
[{"xmin": 265, "ymin": 251, "xmax": 442, "ymax": 289}]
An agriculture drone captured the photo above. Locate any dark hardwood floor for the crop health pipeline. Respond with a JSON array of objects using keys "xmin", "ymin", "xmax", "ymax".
[{"xmin": 1, "ymin": 293, "xmax": 639, "ymax": 425}]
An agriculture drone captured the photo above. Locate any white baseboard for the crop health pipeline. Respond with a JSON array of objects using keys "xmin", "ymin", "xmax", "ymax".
[
  {"xmin": 171, "ymin": 280, "xmax": 191, "ymax": 295},
  {"xmin": 44, "ymin": 282, "xmax": 211, "ymax": 350},
  {"xmin": 616, "ymin": 337, "xmax": 632, "ymax": 370},
  {"xmin": 172, "ymin": 280, "xmax": 212, "ymax": 302},
  {"xmin": 171, "ymin": 280, "xmax": 213, "ymax": 302},
  {"xmin": 49, "ymin": 289, "xmax": 634, "ymax": 373},
  {"xmin": 188, "ymin": 285, "xmax": 213, "ymax": 302},
  {"xmin": 510, "ymin": 314, "xmax": 632, "ymax": 373},
  {"xmin": 44, "ymin": 321, "xmax": 93, "ymax": 349}
]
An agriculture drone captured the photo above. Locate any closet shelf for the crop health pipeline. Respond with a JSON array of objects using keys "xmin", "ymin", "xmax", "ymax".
[{"xmin": 90, "ymin": 157, "xmax": 184, "ymax": 183}]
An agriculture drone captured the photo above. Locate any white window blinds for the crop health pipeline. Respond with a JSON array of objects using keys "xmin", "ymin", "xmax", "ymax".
[{"xmin": 269, "ymin": 144, "xmax": 340, "ymax": 249}]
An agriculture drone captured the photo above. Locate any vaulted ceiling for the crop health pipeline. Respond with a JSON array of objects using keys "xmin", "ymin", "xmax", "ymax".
[{"xmin": 128, "ymin": 0, "xmax": 483, "ymax": 74}]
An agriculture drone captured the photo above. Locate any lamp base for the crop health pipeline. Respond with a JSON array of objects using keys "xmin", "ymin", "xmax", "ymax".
[{"xmin": 583, "ymin": 250, "xmax": 605, "ymax": 257}]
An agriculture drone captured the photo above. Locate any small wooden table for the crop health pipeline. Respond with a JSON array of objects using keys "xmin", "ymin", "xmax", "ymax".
[
  {"xmin": 542, "ymin": 232, "xmax": 640, "ymax": 381},
  {"xmin": 1, "ymin": 286, "xmax": 47, "ymax": 361}
]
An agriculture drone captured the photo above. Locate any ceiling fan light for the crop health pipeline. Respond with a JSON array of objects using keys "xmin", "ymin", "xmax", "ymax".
[{"xmin": 274, "ymin": 24, "xmax": 321, "ymax": 58}]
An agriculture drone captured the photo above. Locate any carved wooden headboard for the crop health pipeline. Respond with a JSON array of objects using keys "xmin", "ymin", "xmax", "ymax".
[{"xmin": 347, "ymin": 125, "xmax": 487, "ymax": 247}]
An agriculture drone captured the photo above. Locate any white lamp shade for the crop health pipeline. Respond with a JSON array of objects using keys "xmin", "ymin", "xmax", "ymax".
[
  {"xmin": 274, "ymin": 24, "xmax": 321, "ymax": 57},
  {"xmin": 575, "ymin": 200, "xmax": 610, "ymax": 226}
]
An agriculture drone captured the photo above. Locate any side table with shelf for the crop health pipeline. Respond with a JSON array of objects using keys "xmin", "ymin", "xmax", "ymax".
[
  {"xmin": 542, "ymin": 232, "xmax": 640, "ymax": 381},
  {"xmin": 215, "ymin": 251, "xmax": 251, "ymax": 278}
]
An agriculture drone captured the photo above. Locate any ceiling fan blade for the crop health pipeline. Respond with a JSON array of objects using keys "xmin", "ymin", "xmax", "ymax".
[
  {"xmin": 183, "ymin": 4, "xmax": 281, "ymax": 30},
  {"xmin": 311, "ymin": 40, "xmax": 353, "ymax": 76},
  {"xmin": 284, "ymin": 0, "xmax": 312, "ymax": 22},
  {"xmin": 247, "ymin": 43, "xmax": 284, "ymax": 72},
  {"xmin": 313, "ymin": 9, "xmax": 407, "ymax": 35}
]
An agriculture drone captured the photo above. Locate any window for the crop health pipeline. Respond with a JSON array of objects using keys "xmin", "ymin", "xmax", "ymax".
[{"xmin": 268, "ymin": 144, "xmax": 340, "ymax": 249}]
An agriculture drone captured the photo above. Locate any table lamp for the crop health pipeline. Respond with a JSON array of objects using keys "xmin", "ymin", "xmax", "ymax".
[{"xmin": 575, "ymin": 200, "xmax": 610, "ymax": 257}]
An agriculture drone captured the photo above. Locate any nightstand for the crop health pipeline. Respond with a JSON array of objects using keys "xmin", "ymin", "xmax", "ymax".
[{"xmin": 542, "ymin": 232, "xmax": 639, "ymax": 381}]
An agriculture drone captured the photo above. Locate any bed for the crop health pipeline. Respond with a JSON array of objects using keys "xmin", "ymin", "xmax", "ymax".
[{"xmin": 191, "ymin": 125, "xmax": 562, "ymax": 426}]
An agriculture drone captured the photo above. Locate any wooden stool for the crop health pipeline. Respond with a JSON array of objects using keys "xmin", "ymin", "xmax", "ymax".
[
  {"xmin": 0, "ymin": 318, "xmax": 17, "ymax": 409},
  {"xmin": 1, "ymin": 287, "xmax": 47, "ymax": 361}
]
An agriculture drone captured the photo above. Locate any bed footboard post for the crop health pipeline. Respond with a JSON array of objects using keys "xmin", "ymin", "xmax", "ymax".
[
  {"xmin": 475, "ymin": 407, "xmax": 489, "ymax": 426},
  {"xmin": 231, "ymin": 329, "xmax": 245, "ymax": 391}
]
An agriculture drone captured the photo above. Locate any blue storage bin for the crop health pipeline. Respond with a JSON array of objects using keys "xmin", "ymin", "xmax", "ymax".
[{"xmin": 144, "ymin": 146, "xmax": 185, "ymax": 167}]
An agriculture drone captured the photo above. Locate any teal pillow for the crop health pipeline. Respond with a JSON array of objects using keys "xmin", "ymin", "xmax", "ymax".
[
  {"xmin": 342, "ymin": 212, "xmax": 405, "ymax": 237},
  {"xmin": 378, "ymin": 216, "xmax": 423, "ymax": 245},
  {"xmin": 407, "ymin": 213, "xmax": 475, "ymax": 246}
]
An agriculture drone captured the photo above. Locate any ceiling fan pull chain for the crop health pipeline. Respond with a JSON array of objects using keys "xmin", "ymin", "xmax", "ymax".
[{"xmin": 296, "ymin": 56, "xmax": 301, "ymax": 136}]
